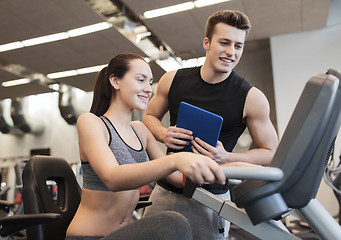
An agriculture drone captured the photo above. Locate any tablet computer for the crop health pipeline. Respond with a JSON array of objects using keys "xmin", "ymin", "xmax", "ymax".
[{"xmin": 176, "ymin": 102, "xmax": 223, "ymax": 152}]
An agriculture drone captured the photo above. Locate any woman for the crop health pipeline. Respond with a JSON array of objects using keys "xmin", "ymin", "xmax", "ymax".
[{"xmin": 66, "ymin": 53, "xmax": 226, "ymax": 240}]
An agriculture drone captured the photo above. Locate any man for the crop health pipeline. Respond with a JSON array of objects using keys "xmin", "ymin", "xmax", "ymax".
[{"xmin": 142, "ymin": 10, "xmax": 278, "ymax": 239}]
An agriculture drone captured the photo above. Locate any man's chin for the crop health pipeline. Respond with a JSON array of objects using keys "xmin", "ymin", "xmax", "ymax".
[{"xmin": 216, "ymin": 68, "xmax": 232, "ymax": 74}]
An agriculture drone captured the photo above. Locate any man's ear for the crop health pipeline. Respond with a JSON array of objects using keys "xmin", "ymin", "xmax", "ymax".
[
  {"xmin": 203, "ymin": 37, "xmax": 210, "ymax": 51},
  {"xmin": 109, "ymin": 74, "xmax": 120, "ymax": 90}
]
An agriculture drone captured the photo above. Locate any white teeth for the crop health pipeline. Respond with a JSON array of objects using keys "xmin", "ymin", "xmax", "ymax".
[
  {"xmin": 220, "ymin": 58, "xmax": 233, "ymax": 63},
  {"xmin": 138, "ymin": 96, "xmax": 148, "ymax": 100}
]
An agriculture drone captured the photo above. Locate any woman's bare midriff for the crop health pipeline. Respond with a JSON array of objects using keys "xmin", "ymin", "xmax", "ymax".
[{"xmin": 66, "ymin": 188, "xmax": 140, "ymax": 237}]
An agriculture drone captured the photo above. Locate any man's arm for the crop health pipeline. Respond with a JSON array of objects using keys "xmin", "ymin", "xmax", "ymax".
[
  {"xmin": 143, "ymin": 71, "xmax": 193, "ymax": 150},
  {"xmin": 240, "ymin": 87, "xmax": 278, "ymax": 165},
  {"xmin": 191, "ymin": 87, "xmax": 278, "ymax": 166}
]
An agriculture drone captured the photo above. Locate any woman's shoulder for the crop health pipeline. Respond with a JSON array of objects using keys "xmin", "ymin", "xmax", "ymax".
[
  {"xmin": 131, "ymin": 120, "xmax": 153, "ymax": 138},
  {"xmin": 77, "ymin": 113, "xmax": 109, "ymax": 143},
  {"xmin": 77, "ymin": 112, "xmax": 105, "ymax": 130},
  {"xmin": 78, "ymin": 112, "xmax": 100, "ymax": 122},
  {"xmin": 131, "ymin": 120, "xmax": 158, "ymax": 150},
  {"xmin": 130, "ymin": 120, "xmax": 147, "ymax": 132}
]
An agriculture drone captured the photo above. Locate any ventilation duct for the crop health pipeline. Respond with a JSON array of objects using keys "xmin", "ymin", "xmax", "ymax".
[
  {"xmin": 10, "ymin": 98, "xmax": 44, "ymax": 135},
  {"xmin": 58, "ymin": 84, "xmax": 81, "ymax": 125},
  {"xmin": 0, "ymin": 101, "xmax": 11, "ymax": 134},
  {"xmin": 0, "ymin": 100, "xmax": 23, "ymax": 135}
]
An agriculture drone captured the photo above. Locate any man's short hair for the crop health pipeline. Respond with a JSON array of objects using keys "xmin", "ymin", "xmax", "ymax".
[{"xmin": 205, "ymin": 10, "xmax": 251, "ymax": 41}]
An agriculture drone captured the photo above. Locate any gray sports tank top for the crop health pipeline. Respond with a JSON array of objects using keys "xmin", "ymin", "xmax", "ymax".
[{"xmin": 81, "ymin": 116, "xmax": 149, "ymax": 191}]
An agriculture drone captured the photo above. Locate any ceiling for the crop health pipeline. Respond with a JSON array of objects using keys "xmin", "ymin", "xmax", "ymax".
[{"xmin": 0, "ymin": 0, "xmax": 331, "ymax": 100}]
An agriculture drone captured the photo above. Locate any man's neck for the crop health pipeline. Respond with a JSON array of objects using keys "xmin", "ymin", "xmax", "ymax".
[{"xmin": 200, "ymin": 63, "xmax": 232, "ymax": 84}]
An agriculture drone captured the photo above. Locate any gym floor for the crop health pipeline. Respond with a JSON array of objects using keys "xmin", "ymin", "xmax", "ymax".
[
  {"xmin": 228, "ymin": 224, "xmax": 260, "ymax": 240},
  {"xmin": 227, "ymin": 223, "xmax": 322, "ymax": 240}
]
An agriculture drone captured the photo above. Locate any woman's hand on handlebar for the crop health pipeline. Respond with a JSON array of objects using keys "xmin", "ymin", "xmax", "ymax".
[{"xmin": 174, "ymin": 152, "xmax": 226, "ymax": 185}]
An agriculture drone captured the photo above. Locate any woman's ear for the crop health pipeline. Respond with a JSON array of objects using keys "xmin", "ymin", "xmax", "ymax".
[{"xmin": 109, "ymin": 74, "xmax": 120, "ymax": 90}]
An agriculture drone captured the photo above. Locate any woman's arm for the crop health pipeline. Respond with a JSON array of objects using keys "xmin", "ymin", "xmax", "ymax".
[{"xmin": 78, "ymin": 114, "xmax": 225, "ymax": 192}]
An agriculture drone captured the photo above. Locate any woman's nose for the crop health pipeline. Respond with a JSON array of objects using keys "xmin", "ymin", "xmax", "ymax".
[{"xmin": 144, "ymin": 82, "xmax": 152, "ymax": 92}]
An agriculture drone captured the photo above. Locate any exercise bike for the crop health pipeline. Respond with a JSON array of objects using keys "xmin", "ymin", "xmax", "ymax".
[{"xmin": 184, "ymin": 69, "xmax": 341, "ymax": 240}]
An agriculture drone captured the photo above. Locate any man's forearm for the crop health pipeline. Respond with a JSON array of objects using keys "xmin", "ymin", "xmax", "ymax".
[{"xmin": 224, "ymin": 148, "xmax": 275, "ymax": 166}]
